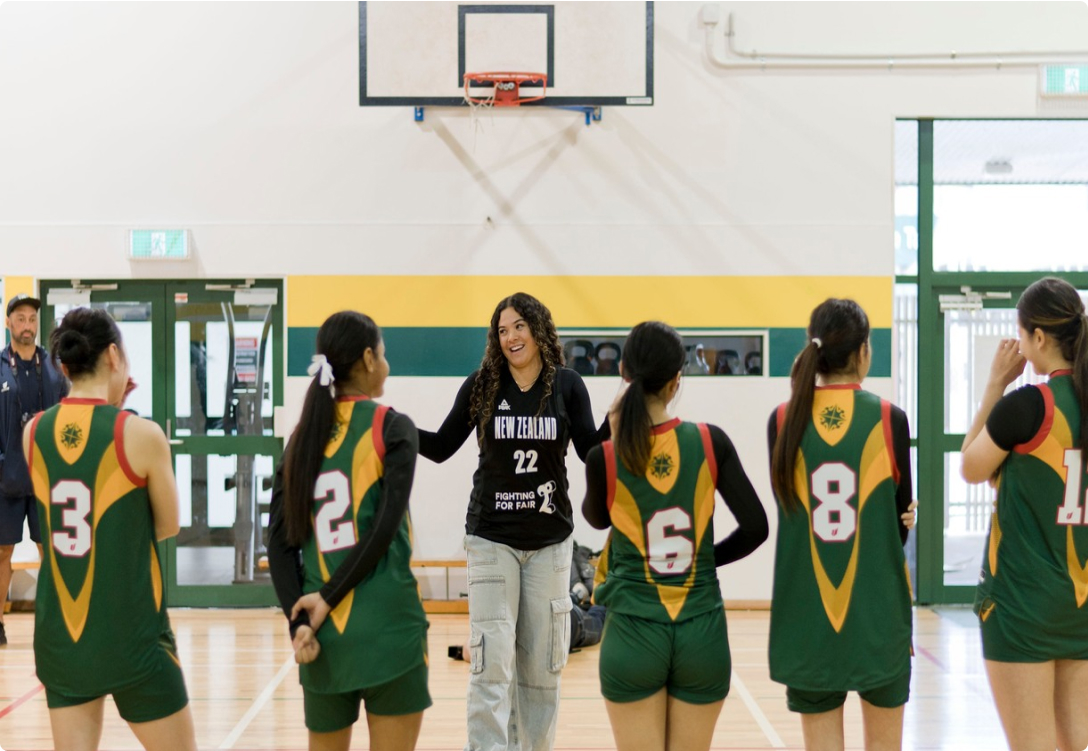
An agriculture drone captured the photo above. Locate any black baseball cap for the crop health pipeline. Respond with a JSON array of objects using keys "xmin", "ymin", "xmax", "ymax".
[{"xmin": 6, "ymin": 294, "xmax": 41, "ymax": 317}]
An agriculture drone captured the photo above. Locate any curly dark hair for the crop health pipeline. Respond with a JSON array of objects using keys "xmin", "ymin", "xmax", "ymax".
[{"xmin": 469, "ymin": 293, "xmax": 564, "ymax": 438}]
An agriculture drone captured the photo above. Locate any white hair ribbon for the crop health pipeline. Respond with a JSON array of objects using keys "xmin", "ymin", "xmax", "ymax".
[
  {"xmin": 307, "ymin": 354, "xmax": 335, "ymax": 389},
  {"xmin": 811, "ymin": 337, "xmax": 823, "ymax": 349}
]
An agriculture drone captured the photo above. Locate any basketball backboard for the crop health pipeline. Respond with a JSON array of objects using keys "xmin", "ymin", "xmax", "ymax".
[{"xmin": 359, "ymin": 2, "xmax": 654, "ymax": 107}]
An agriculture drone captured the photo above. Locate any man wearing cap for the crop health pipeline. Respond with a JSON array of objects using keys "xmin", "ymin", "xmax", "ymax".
[{"xmin": 0, "ymin": 294, "xmax": 68, "ymax": 646}]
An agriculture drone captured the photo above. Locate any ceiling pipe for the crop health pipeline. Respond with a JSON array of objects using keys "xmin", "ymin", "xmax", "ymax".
[{"xmin": 700, "ymin": 4, "xmax": 1088, "ymax": 70}]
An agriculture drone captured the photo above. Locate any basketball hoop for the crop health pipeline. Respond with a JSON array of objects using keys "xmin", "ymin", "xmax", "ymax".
[{"xmin": 463, "ymin": 72, "xmax": 548, "ymax": 109}]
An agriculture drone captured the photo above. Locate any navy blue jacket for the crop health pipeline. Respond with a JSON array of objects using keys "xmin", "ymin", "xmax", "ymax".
[{"xmin": 0, "ymin": 345, "xmax": 68, "ymax": 497}]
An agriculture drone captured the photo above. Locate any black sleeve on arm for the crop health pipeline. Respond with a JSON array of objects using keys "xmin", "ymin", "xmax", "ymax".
[
  {"xmin": 266, "ymin": 453, "xmax": 310, "ymax": 638},
  {"xmin": 711, "ymin": 425, "xmax": 770, "ymax": 566},
  {"xmin": 565, "ymin": 371, "xmax": 608, "ymax": 461},
  {"xmin": 891, "ymin": 406, "xmax": 914, "ymax": 546},
  {"xmin": 417, "ymin": 373, "xmax": 476, "ymax": 463},
  {"xmin": 318, "ymin": 411, "xmax": 418, "ymax": 609},
  {"xmin": 581, "ymin": 445, "xmax": 611, "ymax": 529},
  {"xmin": 767, "ymin": 410, "xmax": 779, "ymax": 465},
  {"xmin": 986, "ymin": 386, "xmax": 1045, "ymax": 452}
]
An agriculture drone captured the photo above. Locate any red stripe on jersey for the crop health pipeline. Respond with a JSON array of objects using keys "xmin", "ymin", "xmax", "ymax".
[
  {"xmin": 1015, "ymin": 384, "xmax": 1054, "ymax": 455},
  {"xmin": 652, "ymin": 417, "xmax": 681, "ymax": 435},
  {"xmin": 372, "ymin": 405, "xmax": 389, "ymax": 462},
  {"xmin": 60, "ymin": 397, "xmax": 108, "ymax": 405},
  {"xmin": 603, "ymin": 440, "xmax": 617, "ymax": 512},
  {"xmin": 336, "ymin": 395, "xmax": 371, "ymax": 402},
  {"xmin": 881, "ymin": 400, "xmax": 900, "ymax": 485},
  {"xmin": 1051, "ymin": 369, "xmax": 1073, "ymax": 378},
  {"xmin": 775, "ymin": 403, "xmax": 787, "ymax": 433},
  {"xmin": 697, "ymin": 423, "xmax": 717, "ymax": 485},
  {"xmin": 115, "ymin": 411, "xmax": 147, "ymax": 487}
]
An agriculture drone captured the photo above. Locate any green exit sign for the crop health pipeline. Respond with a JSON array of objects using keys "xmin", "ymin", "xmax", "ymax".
[
  {"xmin": 129, "ymin": 229, "xmax": 189, "ymax": 259},
  {"xmin": 1042, "ymin": 65, "xmax": 1088, "ymax": 96}
]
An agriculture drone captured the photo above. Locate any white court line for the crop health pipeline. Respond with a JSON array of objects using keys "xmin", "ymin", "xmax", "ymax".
[
  {"xmin": 218, "ymin": 655, "xmax": 295, "ymax": 749},
  {"xmin": 731, "ymin": 669, "xmax": 786, "ymax": 749}
]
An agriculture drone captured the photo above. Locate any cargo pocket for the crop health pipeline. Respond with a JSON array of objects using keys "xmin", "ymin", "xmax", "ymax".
[
  {"xmin": 468, "ymin": 631, "xmax": 484, "ymax": 674},
  {"xmin": 550, "ymin": 596, "xmax": 573, "ymax": 672}
]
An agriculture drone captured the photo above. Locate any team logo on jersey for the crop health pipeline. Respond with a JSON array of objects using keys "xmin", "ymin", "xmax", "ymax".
[
  {"xmin": 819, "ymin": 405, "xmax": 846, "ymax": 432},
  {"xmin": 650, "ymin": 452, "xmax": 674, "ymax": 479},
  {"xmin": 60, "ymin": 422, "xmax": 83, "ymax": 449},
  {"xmin": 537, "ymin": 480, "xmax": 557, "ymax": 514},
  {"xmin": 498, "ymin": 399, "xmax": 511, "ymax": 411},
  {"xmin": 329, "ymin": 420, "xmax": 345, "ymax": 442}
]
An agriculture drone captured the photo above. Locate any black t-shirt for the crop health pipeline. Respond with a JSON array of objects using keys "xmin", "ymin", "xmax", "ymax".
[
  {"xmin": 418, "ymin": 367, "xmax": 607, "ymax": 550},
  {"xmin": 986, "ymin": 385, "xmax": 1045, "ymax": 451},
  {"xmin": 582, "ymin": 423, "xmax": 769, "ymax": 566}
]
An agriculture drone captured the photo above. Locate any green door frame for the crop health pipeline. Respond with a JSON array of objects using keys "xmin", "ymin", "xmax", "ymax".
[
  {"xmin": 40, "ymin": 278, "xmax": 284, "ymax": 607},
  {"xmin": 911, "ymin": 118, "xmax": 1088, "ymax": 603}
]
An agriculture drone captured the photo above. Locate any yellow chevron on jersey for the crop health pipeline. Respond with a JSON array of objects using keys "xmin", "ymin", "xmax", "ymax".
[
  {"xmin": 1026, "ymin": 407, "xmax": 1073, "ymax": 479},
  {"xmin": 314, "ymin": 401, "xmax": 386, "ymax": 635},
  {"xmin": 53, "ymin": 403, "xmax": 95, "ymax": 465},
  {"xmin": 646, "ymin": 430, "xmax": 681, "ymax": 495},
  {"xmin": 988, "ymin": 506, "xmax": 1002, "ymax": 577},
  {"xmin": 150, "ymin": 543, "xmax": 163, "ymax": 612},
  {"xmin": 33, "ymin": 420, "xmax": 140, "ymax": 643},
  {"xmin": 812, "ymin": 389, "xmax": 854, "ymax": 447},
  {"xmin": 610, "ymin": 483, "xmax": 650, "ymax": 581},
  {"xmin": 796, "ymin": 420, "xmax": 894, "ymax": 633}
]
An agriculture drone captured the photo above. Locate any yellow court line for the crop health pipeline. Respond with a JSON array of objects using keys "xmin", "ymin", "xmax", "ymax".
[{"xmin": 287, "ymin": 276, "xmax": 894, "ymax": 329}]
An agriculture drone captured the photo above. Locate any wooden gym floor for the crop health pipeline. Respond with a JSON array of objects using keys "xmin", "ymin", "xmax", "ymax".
[{"xmin": 0, "ymin": 608, "xmax": 1005, "ymax": 750}]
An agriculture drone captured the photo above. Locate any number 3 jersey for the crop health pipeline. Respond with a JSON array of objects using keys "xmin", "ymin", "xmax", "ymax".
[
  {"xmin": 592, "ymin": 419, "xmax": 727, "ymax": 623},
  {"xmin": 768, "ymin": 386, "xmax": 913, "ymax": 692},
  {"xmin": 28, "ymin": 399, "xmax": 176, "ymax": 697},
  {"xmin": 300, "ymin": 397, "xmax": 428, "ymax": 694},
  {"xmin": 975, "ymin": 372, "xmax": 1088, "ymax": 656}
]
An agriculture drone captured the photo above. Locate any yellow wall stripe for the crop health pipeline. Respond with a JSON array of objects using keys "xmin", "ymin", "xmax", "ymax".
[
  {"xmin": 287, "ymin": 276, "xmax": 893, "ymax": 329},
  {"xmin": 2, "ymin": 276, "xmax": 37, "ymax": 308}
]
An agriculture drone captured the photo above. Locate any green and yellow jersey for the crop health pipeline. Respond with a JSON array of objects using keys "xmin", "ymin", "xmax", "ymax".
[
  {"xmin": 768, "ymin": 386, "xmax": 913, "ymax": 692},
  {"xmin": 296, "ymin": 397, "xmax": 428, "ymax": 693},
  {"xmin": 976, "ymin": 372, "xmax": 1088, "ymax": 659},
  {"xmin": 28, "ymin": 398, "xmax": 177, "ymax": 697}
]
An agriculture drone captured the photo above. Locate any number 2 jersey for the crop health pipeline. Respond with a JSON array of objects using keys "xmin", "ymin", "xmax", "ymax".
[
  {"xmin": 583, "ymin": 418, "xmax": 769, "ymax": 623},
  {"xmin": 975, "ymin": 371, "xmax": 1088, "ymax": 658},
  {"xmin": 767, "ymin": 386, "xmax": 913, "ymax": 692},
  {"xmin": 269, "ymin": 396, "xmax": 428, "ymax": 694},
  {"xmin": 28, "ymin": 398, "xmax": 177, "ymax": 697}
]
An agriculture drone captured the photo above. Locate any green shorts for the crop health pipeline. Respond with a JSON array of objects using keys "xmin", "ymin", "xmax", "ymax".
[
  {"xmin": 599, "ymin": 607, "xmax": 730, "ymax": 705},
  {"xmin": 45, "ymin": 639, "xmax": 189, "ymax": 724},
  {"xmin": 978, "ymin": 596, "xmax": 1088, "ymax": 663},
  {"xmin": 786, "ymin": 670, "xmax": 911, "ymax": 714},
  {"xmin": 303, "ymin": 660, "xmax": 432, "ymax": 733}
]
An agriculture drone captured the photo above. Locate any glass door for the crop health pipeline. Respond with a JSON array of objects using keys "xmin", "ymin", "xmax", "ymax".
[{"xmin": 41, "ymin": 280, "xmax": 283, "ymax": 607}]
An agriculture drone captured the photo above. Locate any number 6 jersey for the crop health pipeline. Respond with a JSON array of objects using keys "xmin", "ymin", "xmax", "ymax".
[
  {"xmin": 767, "ymin": 386, "xmax": 914, "ymax": 692},
  {"xmin": 583, "ymin": 418, "xmax": 769, "ymax": 623},
  {"xmin": 28, "ymin": 399, "xmax": 175, "ymax": 697}
]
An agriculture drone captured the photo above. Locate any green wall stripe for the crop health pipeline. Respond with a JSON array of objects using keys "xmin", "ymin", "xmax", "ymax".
[{"xmin": 289, "ymin": 327, "xmax": 892, "ymax": 378}]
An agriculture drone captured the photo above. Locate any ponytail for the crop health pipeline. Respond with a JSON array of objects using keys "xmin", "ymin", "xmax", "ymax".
[
  {"xmin": 771, "ymin": 299, "xmax": 870, "ymax": 513},
  {"xmin": 616, "ymin": 378, "xmax": 654, "ymax": 475},
  {"xmin": 281, "ymin": 311, "xmax": 382, "ymax": 546},
  {"xmin": 283, "ymin": 378, "xmax": 338, "ymax": 545},
  {"xmin": 1074, "ymin": 312, "xmax": 1088, "ymax": 458}
]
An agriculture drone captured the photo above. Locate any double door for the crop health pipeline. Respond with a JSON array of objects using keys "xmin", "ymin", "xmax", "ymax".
[{"xmin": 41, "ymin": 280, "xmax": 282, "ymax": 606}]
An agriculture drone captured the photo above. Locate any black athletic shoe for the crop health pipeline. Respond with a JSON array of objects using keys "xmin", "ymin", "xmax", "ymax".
[{"xmin": 0, "ymin": 621, "xmax": 7, "ymax": 647}]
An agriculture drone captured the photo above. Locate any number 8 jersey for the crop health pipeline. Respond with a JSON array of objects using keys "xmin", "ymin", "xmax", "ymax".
[
  {"xmin": 28, "ymin": 399, "xmax": 175, "ymax": 697},
  {"xmin": 768, "ymin": 386, "xmax": 913, "ymax": 693}
]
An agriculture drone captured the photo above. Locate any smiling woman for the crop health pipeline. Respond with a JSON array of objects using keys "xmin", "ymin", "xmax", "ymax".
[{"xmin": 415, "ymin": 291, "xmax": 609, "ymax": 751}]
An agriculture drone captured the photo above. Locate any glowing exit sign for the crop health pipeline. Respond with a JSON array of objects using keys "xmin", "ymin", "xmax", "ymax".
[
  {"xmin": 1041, "ymin": 65, "xmax": 1088, "ymax": 96},
  {"xmin": 129, "ymin": 229, "xmax": 189, "ymax": 260}
]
